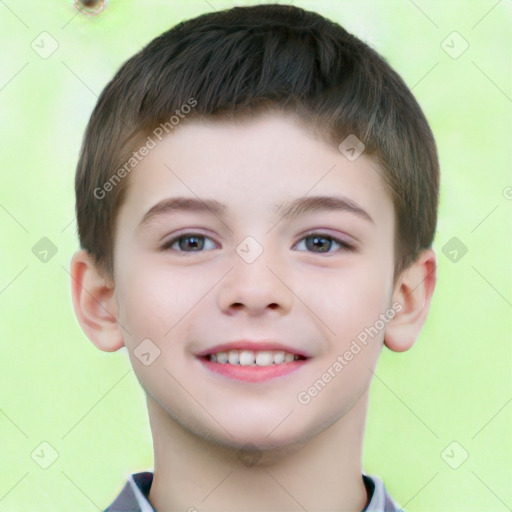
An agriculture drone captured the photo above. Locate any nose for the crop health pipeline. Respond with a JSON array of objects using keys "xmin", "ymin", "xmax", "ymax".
[{"xmin": 217, "ymin": 249, "xmax": 294, "ymax": 317}]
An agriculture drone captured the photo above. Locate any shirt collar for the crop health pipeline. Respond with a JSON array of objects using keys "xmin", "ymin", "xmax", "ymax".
[
  {"xmin": 361, "ymin": 472, "xmax": 402, "ymax": 511},
  {"xmin": 128, "ymin": 473, "xmax": 156, "ymax": 512},
  {"xmin": 106, "ymin": 471, "xmax": 403, "ymax": 512}
]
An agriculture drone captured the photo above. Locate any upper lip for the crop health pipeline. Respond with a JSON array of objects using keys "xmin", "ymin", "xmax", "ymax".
[{"xmin": 195, "ymin": 340, "xmax": 312, "ymax": 359}]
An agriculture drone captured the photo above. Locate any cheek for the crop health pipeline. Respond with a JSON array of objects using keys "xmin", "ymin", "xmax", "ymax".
[
  {"xmin": 348, "ymin": 266, "xmax": 390, "ymax": 316},
  {"xmin": 115, "ymin": 259, "xmax": 218, "ymax": 349},
  {"xmin": 305, "ymin": 259, "xmax": 392, "ymax": 341},
  {"xmin": 116, "ymin": 266, "xmax": 178, "ymax": 340}
]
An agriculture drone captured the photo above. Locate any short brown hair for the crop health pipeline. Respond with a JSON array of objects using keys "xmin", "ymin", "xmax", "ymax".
[{"xmin": 75, "ymin": 4, "xmax": 439, "ymax": 283}]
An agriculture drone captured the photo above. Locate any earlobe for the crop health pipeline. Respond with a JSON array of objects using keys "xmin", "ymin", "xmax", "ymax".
[
  {"xmin": 70, "ymin": 250, "xmax": 125, "ymax": 352},
  {"xmin": 384, "ymin": 249, "xmax": 437, "ymax": 352}
]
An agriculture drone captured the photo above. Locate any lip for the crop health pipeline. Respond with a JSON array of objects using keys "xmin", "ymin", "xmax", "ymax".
[
  {"xmin": 195, "ymin": 340, "xmax": 312, "ymax": 383},
  {"xmin": 198, "ymin": 357, "xmax": 309, "ymax": 383},
  {"xmin": 195, "ymin": 340, "xmax": 312, "ymax": 359}
]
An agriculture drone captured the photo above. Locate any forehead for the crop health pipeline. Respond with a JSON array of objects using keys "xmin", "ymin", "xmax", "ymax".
[{"xmin": 117, "ymin": 112, "xmax": 393, "ymax": 229}]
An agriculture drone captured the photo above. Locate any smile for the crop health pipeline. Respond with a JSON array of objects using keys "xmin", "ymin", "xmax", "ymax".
[
  {"xmin": 207, "ymin": 349, "xmax": 302, "ymax": 366},
  {"xmin": 197, "ymin": 350, "xmax": 310, "ymax": 383}
]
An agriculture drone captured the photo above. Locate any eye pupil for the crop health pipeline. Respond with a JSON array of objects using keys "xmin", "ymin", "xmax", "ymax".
[
  {"xmin": 307, "ymin": 235, "xmax": 331, "ymax": 253},
  {"xmin": 180, "ymin": 235, "xmax": 203, "ymax": 251}
]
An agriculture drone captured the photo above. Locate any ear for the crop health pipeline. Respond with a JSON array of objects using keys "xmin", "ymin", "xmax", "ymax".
[
  {"xmin": 70, "ymin": 249, "xmax": 125, "ymax": 352},
  {"xmin": 384, "ymin": 248, "xmax": 437, "ymax": 352}
]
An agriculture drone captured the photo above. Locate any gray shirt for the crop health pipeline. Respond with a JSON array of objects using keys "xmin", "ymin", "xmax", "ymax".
[{"xmin": 104, "ymin": 471, "xmax": 404, "ymax": 511}]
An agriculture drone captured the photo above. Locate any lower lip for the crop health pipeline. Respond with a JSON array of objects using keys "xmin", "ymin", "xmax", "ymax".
[{"xmin": 198, "ymin": 357, "xmax": 309, "ymax": 382}]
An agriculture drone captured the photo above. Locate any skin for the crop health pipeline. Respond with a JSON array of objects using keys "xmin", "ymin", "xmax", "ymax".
[{"xmin": 71, "ymin": 111, "xmax": 436, "ymax": 511}]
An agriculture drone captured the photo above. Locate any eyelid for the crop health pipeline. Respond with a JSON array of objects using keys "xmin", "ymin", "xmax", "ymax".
[
  {"xmin": 297, "ymin": 229, "xmax": 357, "ymax": 249},
  {"xmin": 160, "ymin": 227, "xmax": 214, "ymax": 243},
  {"xmin": 160, "ymin": 229, "xmax": 358, "ymax": 253},
  {"xmin": 160, "ymin": 230, "xmax": 218, "ymax": 251}
]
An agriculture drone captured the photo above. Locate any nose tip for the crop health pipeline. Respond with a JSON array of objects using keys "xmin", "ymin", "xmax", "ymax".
[{"xmin": 217, "ymin": 258, "xmax": 294, "ymax": 317}]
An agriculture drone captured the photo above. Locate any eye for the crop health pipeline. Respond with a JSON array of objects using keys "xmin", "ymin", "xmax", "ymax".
[
  {"xmin": 294, "ymin": 233, "xmax": 355, "ymax": 254},
  {"xmin": 161, "ymin": 232, "xmax": 355, "ymax": 254},
  {"xmin": 161, "ymin": 233, "xmax": 217, "ymax": 252}
]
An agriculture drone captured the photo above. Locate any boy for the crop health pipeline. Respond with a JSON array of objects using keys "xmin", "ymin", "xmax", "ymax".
[{"xmin": 70, "ymin": 4, "xmax": 438, "ymax": 511}]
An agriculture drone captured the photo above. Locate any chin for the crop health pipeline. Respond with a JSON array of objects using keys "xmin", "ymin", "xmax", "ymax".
[{"xmin": 199, "ymin": 412, "xmax": 326, "ymax": 454}]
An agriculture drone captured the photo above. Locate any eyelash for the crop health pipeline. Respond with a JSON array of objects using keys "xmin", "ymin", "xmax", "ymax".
[{"xmin": 160, "ymin": 232, "xmax": 356, "ymax": 254}]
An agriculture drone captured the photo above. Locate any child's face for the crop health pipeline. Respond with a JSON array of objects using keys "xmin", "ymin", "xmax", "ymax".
[{"xmin": 112, "ymin": 112, "xmax": 397, "ymax": 449}]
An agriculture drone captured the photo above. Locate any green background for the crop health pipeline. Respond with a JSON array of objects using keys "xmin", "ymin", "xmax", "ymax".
[{"xmin": 1, "ymin": 1, "xmax": 511, "ymax": 510}]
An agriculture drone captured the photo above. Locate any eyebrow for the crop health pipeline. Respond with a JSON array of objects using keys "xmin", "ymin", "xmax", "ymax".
[{"xmin": 138, "ymin": 194, "xmax": 374, "ymax": 227}]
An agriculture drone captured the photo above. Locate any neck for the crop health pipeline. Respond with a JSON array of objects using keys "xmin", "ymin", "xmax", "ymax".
[{"xmin": 147, "ymin": 391, "xmax": 370, "ymax": 512}]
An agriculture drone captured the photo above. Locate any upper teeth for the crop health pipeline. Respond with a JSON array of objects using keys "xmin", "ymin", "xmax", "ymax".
[{"xmin": 209, "ymin": 350, "xmax": 299, "ymax": 366}]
